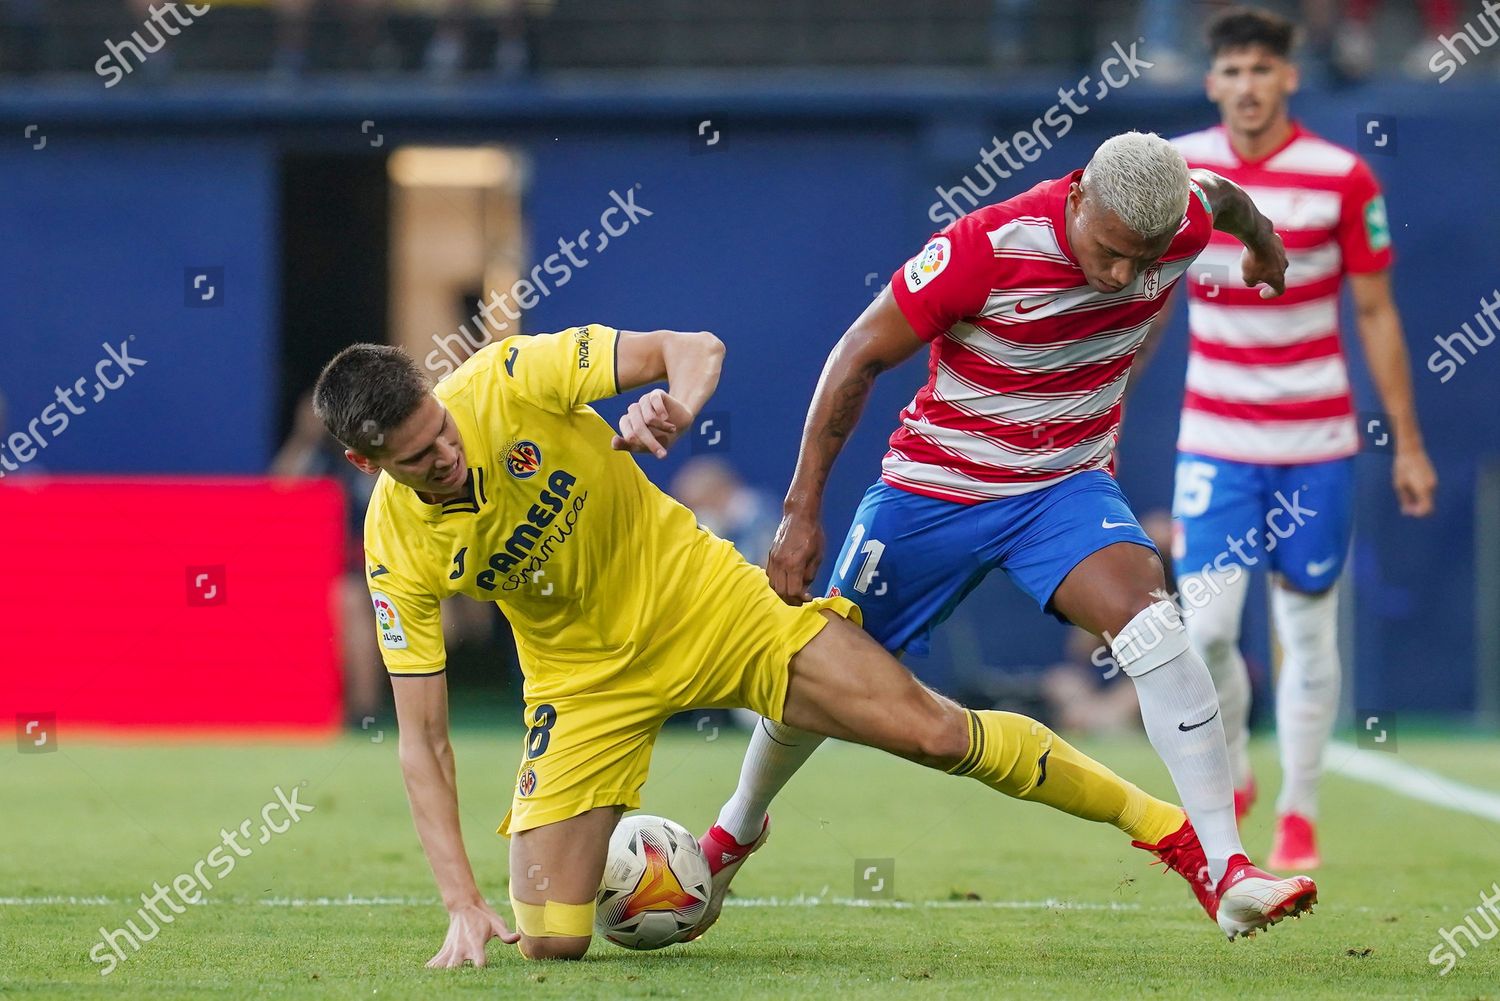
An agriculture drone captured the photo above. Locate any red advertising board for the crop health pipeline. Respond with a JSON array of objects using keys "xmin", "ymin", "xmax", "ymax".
[{"xmin": 0, "ymin": 477, "xmax": 345, "ymax": 736}]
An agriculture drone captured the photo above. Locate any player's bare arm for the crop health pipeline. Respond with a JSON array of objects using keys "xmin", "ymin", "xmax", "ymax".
[
  {"xmin": 1190, "ymin": 168, "xmax": 1287, "ymax": 297},
  {"xmin": 1349, "ymin": 270, "xmax": 1437, "ymax": 517},
  {"xmin": 768, "ymin": 288, "xmax": 926, "ymax": 603},
  {"xmin": 610, "ymin": 328, "xmax": 725, "ymax": 458},
  {"xmin": 390, "ymin": 671, "xmax": 520, "ymax": 967}
]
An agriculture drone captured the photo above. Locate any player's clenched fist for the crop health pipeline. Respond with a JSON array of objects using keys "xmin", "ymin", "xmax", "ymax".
[
  {"xmin": 611, "ymin": 388, "xmax": 693, "ymax": 459},
  {"xmin": 426, "ymin": 902, "xmax": 520, "ymax": 968},
  {"xmin": 768, "ymin": 508, "xmax": 823, "ymax": 605},
  {"xmin": 1240, "ymin": 228, "xmax": 1288, "ymax": 299}
]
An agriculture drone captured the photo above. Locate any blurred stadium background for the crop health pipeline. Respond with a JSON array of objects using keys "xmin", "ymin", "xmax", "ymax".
[
  {"xmin": 6, "ymin": 1, "xmax": 1500, "ymax": 996},
  {"xmin": 4, "ymin": 0, "xmax": 1498, "ymax": 740}
]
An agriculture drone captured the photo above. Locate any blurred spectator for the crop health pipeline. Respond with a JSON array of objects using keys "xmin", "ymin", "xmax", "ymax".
[
  {"xmin": 1039, "ymin": 625, "xmax": 1143, "ymax": 735},
  {"xmin": 1135, "ymin": 0, "xmax": 1213, "ymax": 84},
  {"xmin": 272, "ymin": 391, "xmax": 384, "ymax": 724},
  {"xmin": 1336, "ymin": 0, "xmax": 1459, "ymax": 78},
  {"xmin": 989, "ymin": 0, "xmax": 1037, "ymax": 70},
  {"xmin": 118, "ymin": 0, "xmax": 397, "ymax": 78},
  {"xmin": 669, "ymin": 457, "xmax": 780, "ymax": 733},
  {"xmin": 669, "ymin": 456, "xmax": 780, "ymax": 567},
  {"xmin": 411, "ymin": 0, "xmax": 531, "ymax": 78}
]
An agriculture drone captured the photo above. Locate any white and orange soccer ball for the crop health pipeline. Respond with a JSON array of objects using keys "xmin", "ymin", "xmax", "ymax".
[{"xmin": 595, "ymin": 814, "xmax": 712, "ymax": 950}]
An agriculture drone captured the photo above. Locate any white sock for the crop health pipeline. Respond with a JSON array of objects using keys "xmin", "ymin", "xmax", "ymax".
[
  {"xmin": 715, "ymin": 717, "xmax": 826, "ymax": 845},
  {"xmin": 1112, "ymin": 600, "xmax": 1245, "ymax": 883},
  {"xmin": 1180, "ymin": 569, "xmax": 1254, "ymax": 789},
  {"xmin": 1271, "ymin": 584, "xmax": 1341, "ymax": 819}
]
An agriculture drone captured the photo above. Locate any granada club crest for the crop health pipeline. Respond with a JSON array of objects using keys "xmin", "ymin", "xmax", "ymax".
[
  {"xmin": 505, "ymin": 440, "xmax": 542, "ymax": 479},
  {"xmin": 1142, "ymin": 263, "xmax": 1163, "ymax": 299}
]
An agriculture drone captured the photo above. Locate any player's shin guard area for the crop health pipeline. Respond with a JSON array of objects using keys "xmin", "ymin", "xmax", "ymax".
[
  {"xmin": 948, "ymin": 710, "xmax": 1181, "ymax": 844},
  {"xmin": 510, "ymin": 897, "xmax": 596, "ymax": 939}
]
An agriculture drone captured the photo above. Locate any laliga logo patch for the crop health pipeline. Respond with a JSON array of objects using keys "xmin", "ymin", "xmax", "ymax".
[
  {"xmin": 506, "ymin": 440, "xmax": 543, "ymax": 479},
  {"xmin": 518, "ymin": 767, "xmax": 538, "ymax": 797},
  {"xmin": 904, "ymin": 236, "xmax": 950, "ymax": 293},
  {"xmin": 1143, "ymin": 263, "xmax": 1163, "ymax": 299},
  {"xmin": 370, "ymin": 591, "xmax": 408, "ymax": 650}
]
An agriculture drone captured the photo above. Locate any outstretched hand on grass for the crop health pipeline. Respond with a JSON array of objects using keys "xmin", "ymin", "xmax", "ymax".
[{"xmin": 427, "ymin": 901, "xmax": 520, "ymax": 968}]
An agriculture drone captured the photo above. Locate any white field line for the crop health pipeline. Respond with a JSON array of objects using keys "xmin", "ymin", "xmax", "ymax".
[
  {"xmin": 0, "ymin": 894, "xmax": 1139, "ymax": 911},
  {"xmin": 1327, "ymin": 740, "xmax": 1500, "ymax": 823},
  {"xmin": 10, "ymin": 746, "xmax": 1491, "ymax": 912}
]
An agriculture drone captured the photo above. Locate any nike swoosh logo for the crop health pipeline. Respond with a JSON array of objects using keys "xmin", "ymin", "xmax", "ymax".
[
  {"xmin": 1178, "ymin": 708, "xmax": 1220, "ymax": 732},
  {"xmin": 1101, "ymin": 518, "xmax": 1133, "ymax": 529},
  {"xmin": 1014, "ymin": 297, "xmax": 1056, "ymax": 315},
  {"xmin": 1306, "ymin": 557, "xmax": 1338, "ymax": 577}
]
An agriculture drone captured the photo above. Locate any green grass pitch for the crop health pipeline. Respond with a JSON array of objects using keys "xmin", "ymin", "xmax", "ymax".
[{"xmin": 4, "ymin": 727, "xmax": 1499, "ymax": 999}]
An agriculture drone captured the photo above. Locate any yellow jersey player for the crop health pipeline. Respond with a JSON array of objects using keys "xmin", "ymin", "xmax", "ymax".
[{"xmin": 312, "ymin": 324, "xmax": 1298, "ymax": 966}]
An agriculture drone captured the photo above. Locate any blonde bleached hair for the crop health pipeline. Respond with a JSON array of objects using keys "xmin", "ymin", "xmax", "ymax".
[{"xmin": 1080, "ymin": 131, "xmax": 1191, "ymax": 239}]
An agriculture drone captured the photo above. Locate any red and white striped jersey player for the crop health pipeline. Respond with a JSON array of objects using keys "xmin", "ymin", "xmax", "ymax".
[
  {"xmin": 1148, "ymin": 8, "xmax": 1437, "ymax": 873},
  {"xmin": 703, "ymin": 131, "xmax": 1321, "ymax": 941}
]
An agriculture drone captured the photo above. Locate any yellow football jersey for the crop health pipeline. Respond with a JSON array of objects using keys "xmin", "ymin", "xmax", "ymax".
[{"xmin": 363, "ymin": 325, "xmax": 732, "ymax": 687}]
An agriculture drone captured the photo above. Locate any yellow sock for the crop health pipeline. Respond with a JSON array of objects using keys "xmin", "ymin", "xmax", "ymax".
[{"xmin": 948, "ymin": 709, "xmax": 1183, "ymax": 844}]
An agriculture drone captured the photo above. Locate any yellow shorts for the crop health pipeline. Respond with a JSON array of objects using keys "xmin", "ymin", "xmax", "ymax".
[{"xmin": 498, "ymin": 547, "xmax": 858, "ymax": 836}]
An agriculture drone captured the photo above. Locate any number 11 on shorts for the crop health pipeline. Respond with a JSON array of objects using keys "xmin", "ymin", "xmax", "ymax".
[{"xmin": 838, "ymin": 523, "xmax": 886, "ymax": 594}]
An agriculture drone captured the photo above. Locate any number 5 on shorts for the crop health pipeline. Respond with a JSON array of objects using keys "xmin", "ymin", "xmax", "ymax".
[
  {"xmin": 526, "ymin": 704, "xmax": 557, "ymax": 760},
  {"xmin": 1174, "ymin": 460, "xmax": 1218, "ymax": 519}
]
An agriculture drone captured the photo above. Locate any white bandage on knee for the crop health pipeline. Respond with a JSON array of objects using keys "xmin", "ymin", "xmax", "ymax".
[{"xmin": 1111, "ymin": 600, "xmax": 1191, "ymax": 678}]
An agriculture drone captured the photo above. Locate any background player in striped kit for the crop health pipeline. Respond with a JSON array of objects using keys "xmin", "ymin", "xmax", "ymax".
[
  {"xmin": 1152, "ymin": 6, "xmax": 1438, "ymax": 870},
  {"xmin": 704, "ymin": 131, "xmax": 1321, "ymax": 941}
]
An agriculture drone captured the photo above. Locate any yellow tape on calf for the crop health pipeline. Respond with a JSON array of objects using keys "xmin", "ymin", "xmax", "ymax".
[{"xmin": 511, "ymin": 897, "xmax": 595, "ymax": 938}]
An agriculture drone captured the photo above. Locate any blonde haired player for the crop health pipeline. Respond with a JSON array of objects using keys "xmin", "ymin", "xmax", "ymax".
[{"xmin": 314, "ymin": 324, "xmax": 1286, "ymax": 965}]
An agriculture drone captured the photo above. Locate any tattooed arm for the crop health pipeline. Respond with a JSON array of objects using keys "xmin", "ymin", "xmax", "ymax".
[{"xmin": 767, "ymin": 287, "xmax": 927, "ymax": 603}]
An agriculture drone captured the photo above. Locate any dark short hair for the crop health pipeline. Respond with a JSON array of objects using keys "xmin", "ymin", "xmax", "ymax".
[
  {"xmin": 1207, "ymin": 6, "xmax": 1295, "ymax": 59},
  {"xmin": 312, "ymin": 343, "xmax": 431, "ymax": 455}
]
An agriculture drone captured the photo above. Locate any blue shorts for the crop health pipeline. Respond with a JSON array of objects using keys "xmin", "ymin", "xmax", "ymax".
[
  {"xmin": 827, "ymin": 471, "xmax": 1156, "ymax": 655},
  {"xmin": 1171, "ymin": 452, "xmax": 1354, "ymax": 594}
]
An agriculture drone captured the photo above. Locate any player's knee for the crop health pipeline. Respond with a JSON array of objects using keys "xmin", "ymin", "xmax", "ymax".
[
  {"xmin": 518, "ymin": 934, "xmax": 591, "ymax": 961},
  {"xmin": 912, "ymin": 702, "xmax": 971, "ymax": 767}
]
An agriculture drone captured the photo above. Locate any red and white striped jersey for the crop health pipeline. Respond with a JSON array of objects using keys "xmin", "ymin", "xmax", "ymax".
[
  {"xmin": 885, "ymin": 168, "xmax": 1214, "ymax": 503},
  {"xmin": 1171, "ymin": 124, "xmax": 1393, "ymax": 463}
]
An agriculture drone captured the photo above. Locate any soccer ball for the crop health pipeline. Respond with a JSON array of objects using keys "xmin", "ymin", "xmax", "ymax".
[{"xmin": 595, "ymin": 814, "xmax": 712, "ymax": 950}]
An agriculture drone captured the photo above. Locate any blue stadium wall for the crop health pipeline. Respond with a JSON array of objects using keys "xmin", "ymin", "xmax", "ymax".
[{"xmin": 2, "ymin": 80, "xmax": 1495, "ymax": 715}]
